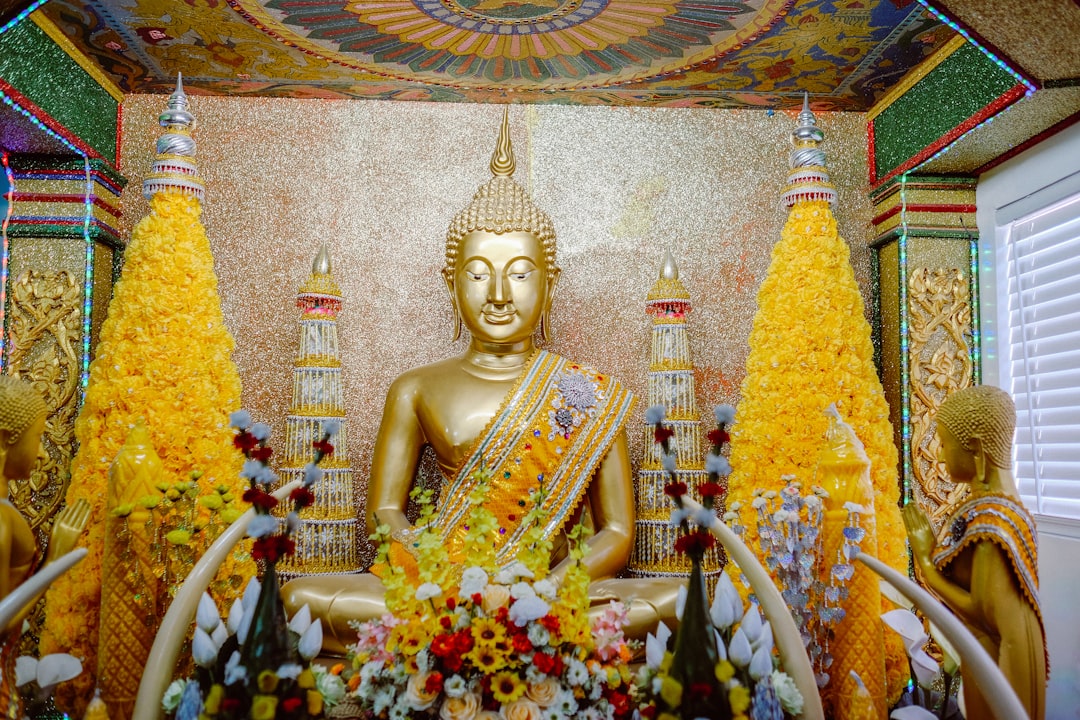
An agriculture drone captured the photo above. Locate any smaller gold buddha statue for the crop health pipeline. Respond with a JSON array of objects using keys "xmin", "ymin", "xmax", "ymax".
[
  {"xmin": 902, "ymin": 385, "xmax": 1046, "ymax": 720},
  {"xmin": 0, "ymin": 377, "xmax": 89, "ymax": 716},
  {"xmin": 283, "ymin": 111, "xmax": 681, "ymax": 655}
]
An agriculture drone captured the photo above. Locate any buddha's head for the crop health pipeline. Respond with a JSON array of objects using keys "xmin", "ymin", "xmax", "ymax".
[
  {"xmin": 444, "ymin": 110, "xmax": 560, "ymax": 345},
  {"xmin": 935, "ymin": 385, "xmax": 1016, "ymax": 481},
  {"xmin": 0, "ymin": 376, "xmax": 48, "ymax": 482}
]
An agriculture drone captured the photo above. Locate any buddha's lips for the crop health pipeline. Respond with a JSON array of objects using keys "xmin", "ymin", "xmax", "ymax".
[{"xmin": 482, "ymin": 308, "xmax": 516, "ymax": 324}]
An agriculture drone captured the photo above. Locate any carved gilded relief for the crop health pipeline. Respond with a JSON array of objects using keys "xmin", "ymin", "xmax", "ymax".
[
  {"xmin": 908, "ymin": 267, "xmax": 973, "ymax": 530},
  {"xmin": 5, "ymin": 270, "xmax": 83, "ymax": 533}
]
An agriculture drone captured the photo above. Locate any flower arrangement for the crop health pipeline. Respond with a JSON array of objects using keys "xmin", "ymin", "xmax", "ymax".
[
  {"xmin": 725, "ymin": 477, "xmax": 866, "ymax": 689},
  {"xmin": 349, "ymin": 468, "xmax": 638, "ymax": 720},
  {"xmin": 162, "ymin": 410, "xmax": 346, "ymax": 720},
  {"xmin": 638, "ymin": 404, "xmax": 802, "ymax": 720}
]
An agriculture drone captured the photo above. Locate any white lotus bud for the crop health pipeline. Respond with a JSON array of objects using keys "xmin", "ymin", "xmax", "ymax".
[
  {"xmin": 297, "ymin": 619, "xmax": 323, "ymax": 660},
  {"xmin": 749, "ymin": 646, "xmax": 773, "ymax": 681},
  {"xmin": 740, "ymin": 604, "xmax": 763, "ymax": 644},
  {"xmin": 196, "ymin": 592, "xmax": 221, "ymax": 632},
  {"xmin": 227, "ymin": 598, "xmax": 245, "ymax": 635},
  {"xmin": 729, "ymin": 627, "xmax": 753, "ymax": 668},
  {"xmin": 192, "ymin": 627, "xmax": 219, "ymax": 668},
  {"xmin": 288, "ymin": 603, "xmax": 312, "ymax": 635}
]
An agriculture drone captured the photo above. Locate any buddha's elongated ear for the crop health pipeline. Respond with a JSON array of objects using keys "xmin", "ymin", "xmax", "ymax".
[
  {"xmin": 442, "ymin": 267, "xmax": 463, "ymax": 342},
  {"xmin": 539, "ymin": 266, "xmax": 561, "ymax": 343},
  {"xmin": 971, "ymin": 436, "xmax": 987, "ymax": 489}
]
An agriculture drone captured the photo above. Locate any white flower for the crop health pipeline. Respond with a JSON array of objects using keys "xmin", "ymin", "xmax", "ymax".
[
  {"xmin": 373, "ymin": 686, "xmax": 396, "ymax": 715},
  {"xmin": 565, "ymin": 659, "xmax": 589, "ymax": 686},
  {"xmin": 763, "ymin": 490, "xmax": 778, "ymax": 500},
  {"xmin": 554, "ymin": 689, "xmax": 578, "ymax": 715},
  {"xmin": 508, "ymin": 596, "xmax": 550, "ymax": 627},
  {"xmin": 236, "ymin": 601, "xmax": 256, "ymax": 645},
  {"xmin": 416, "ymin": 583, "xmax": 443, "ymax": 601},
  {"xmin": 241, "ymin": 576, "xmax": 261, "ymax": 608},
  {"xmin": 196, "ymin": 592, "xmax": 221, "ymax": 632},
  {"xmin": 509, "ymin": 581, "xmax": 538, "ymax": 601},
  {"xmin": 661, "ymin": 452, "xmax": 677, "ymax": 472},
  {"xmin": 211, "ymin": 622, "xmax": 228, "ymax": 649},
  {"xmin": 804, "ymin": 495, "xmax": 822, "ymax": 509},
  {"xmin": 240, "ymin": 459, "xmax": 263, "ymax": 479},
  {"xmin": 322, "ymin": 418, "xmax": 341, "ymax": 437},
  {"xmin": 192, "ymin": 627, "xmax": 219, "ymax": 668},
  {"xmin": 645, "ymin": 623, "xmax": 672, "ymax": 670},
  {"xmin": 286, "ymin": 511, "xmax": 301, "ymax": 533},
  {"xmin": 844, "ymin": 501, "xmax": 865, "ymax": 514},
  {"xmin": 313, "ymin": 665, "xmax": 346, "ymax": 707},
  {"xmin": 303, "ymin": 462, "xmax": 323, "ymax": 486},
  {"xmin": 729, "ymin": 627, "xmax": 753, "ymax": 668},
  {"xmin": 709, "ymin": 584, "xmax": 735, "ymax": 630},
  {"xmin": 443, "ymin": 674, "xmax": 468, "ymax": 698},
  {"xmin": 459, "ymin": 567, "xmax": 489, "ymax": 598},
  {"xmin": 298, "ymin": 619, "xmax": 323, "ymax": 660},
  {"xmin": 712, "ymin": 572, "xmax": 743, "ymax": 630},
  {"xmin": 645, "ymin": 405, "xmax": 666, "ymax": 424},
  {"xmin": 705, "ymin": 453, "xmax": 731, "ymax": 476},
  {"xmin": 749, "ymin": 646, "xmax": 773, "ymax": 681},
  {"xmin": 254, "ymin": 465, "xmax": 277, "ymax": 487},
  {"xmin": 528, "ymin": 624, "xmax": 551, "ymax": 648},
  {"xmin": 229, "ymin": 410, "xmax": 252, "ymax": 429},
  {"xmin": 162, "ymin": 679, "xmax": 189, "ymax": 712},
  {"xmin": 713, "ymin": 629, "xmax": 728, "ymax": 661},
  {"xmin": 496, "ymin": 561, "xmax": 535, "ymax": 585},
  {"xmin": 751, "ymin": 497, "xmax": 768, "ymax": 509},
  {"xmin": 224, "ymin": 651, "xmax": 247, "ymax": 685},
  {"xmin": 772, "ymin": 509, "xmax": 789, "ymax": 524},
  {"xmin": 532, "ymin": 578, "xmax": 557, "ymax": 600},
  {"xmin": 722, "ymin": 511, "xmax": 739, "ymax": 522},
  {"xmin": 669, "ymin": 507, "xmax": 690, "ymax": 527},
  {"xmin": 277, "ymin": 663, "xmax": 303, "ymax": 680},
  {"xmin": 771, "ymin": 670, "xmax": 804, "ymax": 715},
  {"xmin": 288, "ymin": 604, "xmax": 312, "ymax": 635},
  {"xmin": 693, "ymin": 507, "xmax": 716, "ymax": 527},
  {"xmin": 753, "ymin": 620, "xmax": 773, "ymax": 654},
  {"xmin": 713, "ymin": 404, "xmax": 735, "ymax": 425},
  {"xmin": 246, "ymin": 513, "xmax": 279, "ymax": 539},
  {"xmin": 250, "ymin": 422, "xmax": 271, "ymax": 441},
  {"xmin": 389, "ymin": 700, "xmax": 409, "ymax": 720}
]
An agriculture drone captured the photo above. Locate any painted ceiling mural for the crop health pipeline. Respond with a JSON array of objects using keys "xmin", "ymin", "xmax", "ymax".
[{"xmin": 41, "ymin": 0, "xmax": 954, "ymax": 108}]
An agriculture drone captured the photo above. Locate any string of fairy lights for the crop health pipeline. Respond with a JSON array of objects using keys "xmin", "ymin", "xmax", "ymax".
[{"xmin": 0, "ymin": 86, "xmax": 96, "ymax": 394}]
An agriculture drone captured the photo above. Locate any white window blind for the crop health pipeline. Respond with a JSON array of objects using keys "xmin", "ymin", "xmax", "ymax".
[{"xmin": 1006, "ymin": 191, "xmax": 1080, "ymax": 518}]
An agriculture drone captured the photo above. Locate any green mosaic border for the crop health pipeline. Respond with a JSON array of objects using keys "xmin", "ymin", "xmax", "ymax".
[
  {"xmin": 0, "ymin": 20, "xmax": 119, "ymax": 163},
  {"xmin": 872, "ymin": 43, "xmax": 1015, "ymax": 180}
]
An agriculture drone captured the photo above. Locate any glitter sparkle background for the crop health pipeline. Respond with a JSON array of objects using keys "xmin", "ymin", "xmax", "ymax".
[{"xmin": 117, "ymin": 97, "xmax": 873, "ymax": 520}]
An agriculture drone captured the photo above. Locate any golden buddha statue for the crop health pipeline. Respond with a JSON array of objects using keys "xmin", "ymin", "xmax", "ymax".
[
  {"xmin": 0, "ymin": 377, "xmax": 89, "ymax": 716},
  {"xmin": 283, "ymin": 111, "xmax": 680, "ymax": 655},
  {"xmin": 902, "ymin": 385, "xmax": 1046, "ymax": 720}
]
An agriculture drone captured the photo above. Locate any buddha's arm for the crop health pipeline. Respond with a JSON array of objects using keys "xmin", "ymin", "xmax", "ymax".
[
  {"xmin": 0, "ymin": 519, "xmax": 13, "ymax": 601},
  {"xmin": 552, "ymin": 431, "xmax": 634, "ymax": 582},
  {"xmin": 366, "ymin": 376, "xmax": 426, "ymax": 536},
  {"xmin": 904, "ymin": 503, "xmax": 980, "ymax": 625}
]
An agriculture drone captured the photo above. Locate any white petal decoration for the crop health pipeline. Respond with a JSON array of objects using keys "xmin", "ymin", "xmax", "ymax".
[
  {"xmin": 890, "ymin": 706, "xmax": 939, "ymax": 719},
  {"xmin": 729, "ymin": 627, "xmax": 753, "ymax": 668},
  {"xmin": 211, "ymin": 622, "xmax": 229, "ymax": 648},
  {"xmin": 236, "ymin": 601, "xmax": 256, "ymax": 646},
  {"xmin": 192, "ymin": 627, "xmax": 219, "ymax": 668},
  {"xmin": 196, "ymin": 592, "xmax": 221, "ymax": 632},
  {"xmin": 881, "ymin": 608, "xmax": 929, "ymax": 654},
  {"xmin": 753, "ymin": 621, "xmax": 774, "ymax": 654},
  {"xmin": 298, "ymin": 619, "xmax": 323, "ymax": 660},
  {"xmin": 910, "ymin": 648, "xmax": 941, "ymax": 688},
  {"xmin": 241, "ymin": 577, "xmax": 261, "ymax": 609},
  {"xmin": 675, "ymin": 584, "xmax": 687, "ymax": 621},
  {"xmin": 227, "ymin": 598, "xmax": 245, "ymax": 635},
  {"xmin": 740, "ymin": 604, "xmax": 763, "ymax": 644},
  {"xmin": 645, "ymin": 623, "xmax": 672, "ymax": 670},
  {"xmin": 35, "ymin": 654, "xmax": 82, "ymax": 688},
  {"xmin": 710, "ymin": 584, "xmax": 735, "ymax": 630},
  {"xmin": 288, "ymin": 604, "xmax": 312, "ymax": 635},
  {"xmin": 749, "ymin": 646, "xmax": 773, "ymax": 681},
  {"xmin": 15, "ymin": 656, "xmax": 37, "ymax": 687},
  {"xmin": 713, "ymin": 630, "xmax": 728, "ymax": 661}
]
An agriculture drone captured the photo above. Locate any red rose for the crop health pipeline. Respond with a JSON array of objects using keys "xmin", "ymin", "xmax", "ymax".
[
  {"xmin": 290, "ymin": 486, "xmax": 316, "ymax": 508},
  {"xmin": 663, "ymin": 482, "xmax": 688, "ymax": 498},
  {"xmin": 252, "ymin": 534, "xmax": 295, "ymax": 562},
  {"xmin": 425, "ymin": 671, "xmax": 444, "ymax": 694},
  {"xmin": 707, "ymin": 428, "xmax": 730, "ymax": 446},
  {"xmin": 674, "ymin": 530, "xmax": 716, "ymax": 556},
  {"xmin": 233, "ymin": 431, "xmax": 258, "ymax": 452},
  {"xmin": 653, "ymin": 426, "xmax": 675, "ymax": 444},
  {"xmin": 251, "ymin": 445, "xmax": 273, "ymax": 462},
  {"xmin": 282, "ymin": 697, "xmax": 303, "ymax": 713},
  {"xmin": 512, "ymin": 633, "xmax": 532, "ymax": 654},
  {"xmin": 312, "ymin": 439, "xmax": 335, "ymax": 457},
  {"xmin": 699, "ymin": 481, "xmax": 726, "ymax": 499},
  {"xmin": 243, "ymin": 488, "xmax": 279, "ymax": 511}
]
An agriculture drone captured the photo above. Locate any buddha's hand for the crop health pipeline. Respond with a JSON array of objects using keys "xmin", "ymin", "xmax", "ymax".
[
  {"xmin": 45, "ymin": 498, "xmax": 90, "ymax": 563},
  {"xmin": 902, "ymin": 503, "xmax": 935, "ymax": 567}
]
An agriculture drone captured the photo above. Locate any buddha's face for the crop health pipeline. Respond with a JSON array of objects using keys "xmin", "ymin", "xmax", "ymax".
[
  {"xmin": 447, "ymin": 230, "xmax": 556, "ymax": 347},
  {"xmin": 937, "ymin": 424, "xmax": 977, "ymax": 484},
  {"xmin": 4, "ymin": 413, "xmax": 47, "ymax": 481}
]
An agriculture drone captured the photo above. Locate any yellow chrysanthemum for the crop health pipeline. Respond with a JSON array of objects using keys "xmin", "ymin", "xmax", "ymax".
[
  {"xmin": 715, "ymin": 660, "xmax": 735, "ymax": 683},
  {"xmin": 490, "ymin": 671, "xmax": 527, "ymax": 704},
  {"xmin": 729, "ymin": 684, "xmax": 751, "ymax": 715},
  {"xmin": 659, "ymin": 676, "xmax": 682, "ymax": 708},
  {"xmin": 726, "ymin": 199, "xmax": 908, "ymax": 701},
  {"xmin": 41, "ymin": 190, "xmax": 254, "ymax": 715}
]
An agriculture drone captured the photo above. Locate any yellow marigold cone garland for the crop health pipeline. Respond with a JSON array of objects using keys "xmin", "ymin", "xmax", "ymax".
[
  {"xmin": 41, "ymin": 78, "xmax": 253, "ymax": 715},
  {"xmin": 726, "ymin": 96, "xmax": 908, "ymax": 703}
]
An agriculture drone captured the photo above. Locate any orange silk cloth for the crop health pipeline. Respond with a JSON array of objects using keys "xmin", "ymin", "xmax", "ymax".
[
  {"xmin": 933, "ymin": 493, "xmax": 1043, "ymax": 627},
  {"xmin": 382, "ymin": 350, "xmax": 634, "ymax": 575}
]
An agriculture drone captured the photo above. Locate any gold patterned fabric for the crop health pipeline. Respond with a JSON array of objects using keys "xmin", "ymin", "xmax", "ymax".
[{"xmin": 380, "ymin": 350, "xmax": 633, "ymax": 578}]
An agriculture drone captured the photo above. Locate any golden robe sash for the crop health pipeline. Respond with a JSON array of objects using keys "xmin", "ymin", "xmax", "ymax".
[
  {"xmin": 386, "ymin": 350, "xmax": 634, "ymax": 574},
  {"xmin": 933, "ymin": 493, "xmax": 1043, "ymax": 628}
]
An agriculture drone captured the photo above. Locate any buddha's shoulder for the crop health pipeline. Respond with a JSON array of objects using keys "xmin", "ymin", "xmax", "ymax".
[{"xmin": 386, "ymin": 357, "xmax": 470, "ymax": 394}]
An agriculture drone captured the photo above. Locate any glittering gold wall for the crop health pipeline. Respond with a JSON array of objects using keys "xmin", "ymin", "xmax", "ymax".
[{"xmin": 118, "ymin": 97, "xmax": 873, "ymax": 498}]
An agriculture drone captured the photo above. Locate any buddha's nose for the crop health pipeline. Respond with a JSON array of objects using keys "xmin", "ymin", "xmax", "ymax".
[{"xmin": 489, "ymin": 273, "xmax": 509, "ymax": 304}]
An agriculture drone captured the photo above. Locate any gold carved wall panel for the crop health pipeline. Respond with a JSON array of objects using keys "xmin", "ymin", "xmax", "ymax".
[
  {"xmin": 908, "ymin": 267, "xmax": 973, "ymax": 530},
  {"xmin": 5, "ymin": 269, "xmax": 83, "ymax": 533}
]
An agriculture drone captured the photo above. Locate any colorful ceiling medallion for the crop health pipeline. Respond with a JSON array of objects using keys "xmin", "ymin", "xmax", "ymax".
[{"xmin": 231, "ymin": 0, "xmax": 790, "ymax": 89}]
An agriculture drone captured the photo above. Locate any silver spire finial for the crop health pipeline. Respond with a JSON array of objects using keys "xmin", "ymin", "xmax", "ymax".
[
  {"xmin": 659, "ymin": 249, "xmax": 679, "ymax": 280},
  {"xmin": 313, "ymin": 245, "xmax": 332, "ymax": 275}
]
